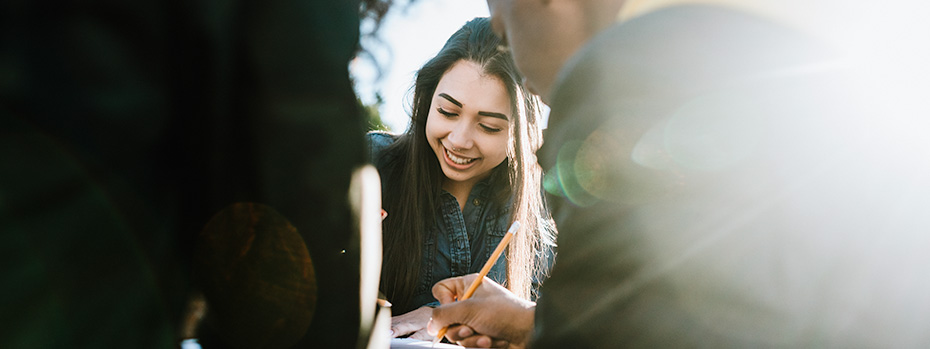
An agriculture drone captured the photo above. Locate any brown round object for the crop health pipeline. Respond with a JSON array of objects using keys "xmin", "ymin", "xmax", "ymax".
[{"xmin": 194, "ymin": 202, "xmax": 316, "ymax": 348}]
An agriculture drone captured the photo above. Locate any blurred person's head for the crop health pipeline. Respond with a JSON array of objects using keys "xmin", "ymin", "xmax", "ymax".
[{"xmin": 486, "ymin": 0, "xmax": 624, "ymax": 102}]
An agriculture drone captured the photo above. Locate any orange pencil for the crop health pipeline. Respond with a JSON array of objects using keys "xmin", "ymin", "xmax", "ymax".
[{"xmin": 432, "ymin": 221, "xmax": 521, "ymax": 346}]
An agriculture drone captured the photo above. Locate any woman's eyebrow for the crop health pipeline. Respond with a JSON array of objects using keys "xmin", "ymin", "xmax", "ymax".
[
  {"xmin": 478, "ymin": 111, "xmax": 508, "ymax": 121},
  {"xmin": 438, "ymin": 93, "xmax": 462, "ymax": 108},
  {"xmin": 439, "ymin": 92, "xmax": 508, "ymax": 120}
]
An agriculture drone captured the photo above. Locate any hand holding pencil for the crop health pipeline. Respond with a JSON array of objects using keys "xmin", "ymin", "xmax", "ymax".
[{"xmin": 427, "ymin": 222, "xmax": 536, "ymax": 348}]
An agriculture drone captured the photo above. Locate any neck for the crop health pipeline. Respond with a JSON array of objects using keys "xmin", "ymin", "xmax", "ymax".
[{"xmin": 442, "ymin": 178, "xmax": 479, "ymax": 211}]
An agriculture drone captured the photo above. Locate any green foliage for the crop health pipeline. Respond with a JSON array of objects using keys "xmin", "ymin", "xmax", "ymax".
[{"xmin": 359, "ymin": 93, "xmax": 390, "ymax": 132}]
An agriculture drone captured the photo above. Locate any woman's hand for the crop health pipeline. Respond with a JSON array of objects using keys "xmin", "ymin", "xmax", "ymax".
[{"xmin": 390, "ymin": 306, "xmax": 434, "ymax": 340}]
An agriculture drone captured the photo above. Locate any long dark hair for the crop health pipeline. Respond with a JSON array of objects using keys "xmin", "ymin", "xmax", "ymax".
[{"xmin": 376, "ymin": 17, "xmax": 555, "ymax": 311}]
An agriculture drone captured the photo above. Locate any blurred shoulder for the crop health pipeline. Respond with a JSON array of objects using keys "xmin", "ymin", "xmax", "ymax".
[
  {"xmin": 366, "ymin": 131, "xmax": 400, "ymax": 163},
  {"xmin": 367, "ymin": 131, "xmax": 397, "ymax": 146}
]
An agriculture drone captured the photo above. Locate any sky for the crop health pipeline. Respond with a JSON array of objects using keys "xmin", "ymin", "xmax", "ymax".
[
  {"xmin": 352, "ymin": 0, "xmax": 490, "ymax": 132},
  {"xmin": 350, "ymin": 0, "xmax": 930, "ymax": 133}
]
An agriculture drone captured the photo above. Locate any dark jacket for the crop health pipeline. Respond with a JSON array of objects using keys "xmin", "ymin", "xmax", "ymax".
[{"xmin": 367, "ymin": 132, "xmax": 511, "ymax": 314}]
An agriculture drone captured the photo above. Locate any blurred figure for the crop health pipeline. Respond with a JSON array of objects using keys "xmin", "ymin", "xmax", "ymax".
[
  {"xmin": 368, "ymin": 17, "xmax": 555, "ymax": 340},
  {"xmin": 428, "ymin": 0, "xmax": 930, "ymax": 347},
  {"xmin": 1, "ymin": 0, "xmax": 388, "ymax": 347}
]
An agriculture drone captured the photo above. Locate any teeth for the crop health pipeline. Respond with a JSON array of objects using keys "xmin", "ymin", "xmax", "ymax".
[{"xmin": 446, "ymin": 148, "xmax": 475, "ymax": 165}]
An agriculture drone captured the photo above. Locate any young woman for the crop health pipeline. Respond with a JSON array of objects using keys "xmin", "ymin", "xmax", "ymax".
[{"xmin": 367, "ymin": 17, "xmax": 556, "ymax": 340}]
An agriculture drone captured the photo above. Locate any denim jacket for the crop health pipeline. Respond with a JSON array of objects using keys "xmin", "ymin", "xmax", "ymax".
[{"xmin": 367, "ymin": 132, "xmax": 510, "ymax": 313}]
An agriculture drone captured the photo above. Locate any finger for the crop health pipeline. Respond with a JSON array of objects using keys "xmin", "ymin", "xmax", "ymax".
[
  {"xmin": 409, "ymin": 329, "xmax": 433, "ymax": 341},
  {"xmin": 456, "ymin": 334, "xmax": 501, "ymax": 348},
  {"xmin": 455, "ymin": 325, "xmax": 474, "ymax": 339},
  {"xmin": 390, "ymin": 322, "xmax": 416, "ymax": 338},
  {"xmin": 428, "ymin": 300, "xmax": 466, "ymax": 333},
  {"xmin": 443, "ymin": 324, "xmax": 473, "ymax": 342},
  {"xmin": 431, "ymin": 275, "xmax": 469, "ymax": 304},
  {"xmin": 434, "ymin": 274, "xmax": 502, "ymax": 305},
  {"xmin": 389, "ymin": 327, "xmax": 408, "ymax": 338},
  {"xmin": 426, "ymin": 318, "xmax": 438, "ymax": 336},
  {"xmin": 491, "ymin": 339, "xmax": 511, "ymax": 348}
]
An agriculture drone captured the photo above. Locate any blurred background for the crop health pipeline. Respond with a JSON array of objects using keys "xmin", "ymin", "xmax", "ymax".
[
  {"xmin": 350, "ymin": 0, "xmax": 930, "ymax": 134},
  {"xmin": 351, "ymin": 0, "xmax": 489, "ymax": 132}
]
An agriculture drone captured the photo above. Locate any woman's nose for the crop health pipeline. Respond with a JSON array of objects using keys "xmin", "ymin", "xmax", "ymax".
[{"xmin": 446, "ymin": 121, "xmax": 474, "ymax": 149}]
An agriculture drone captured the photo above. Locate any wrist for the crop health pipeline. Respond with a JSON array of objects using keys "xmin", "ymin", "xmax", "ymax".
[{"xmin": 512, "ymin": 303, "xmax": 536, "ymax": 346}]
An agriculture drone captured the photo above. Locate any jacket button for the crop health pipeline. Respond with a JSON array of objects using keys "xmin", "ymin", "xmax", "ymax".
[{"xmin": 473, "ymin": 198, "xmax": 480, "ymax": 206}]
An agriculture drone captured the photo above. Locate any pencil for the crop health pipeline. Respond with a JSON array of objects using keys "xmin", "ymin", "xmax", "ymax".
[{"xmin": 432, "ymin": 220, "xmax": 521, "ymax": 346}]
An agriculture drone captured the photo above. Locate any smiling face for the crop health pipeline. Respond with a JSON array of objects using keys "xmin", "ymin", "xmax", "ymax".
[{"xmin": 426, "ymin": 60, "xmax": 513, "ymax": 191}]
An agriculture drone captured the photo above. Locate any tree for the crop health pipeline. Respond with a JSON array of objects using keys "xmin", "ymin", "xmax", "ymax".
[{"xmin": 359, "ymin": 93, "xmax": 390, "ymax": 132}]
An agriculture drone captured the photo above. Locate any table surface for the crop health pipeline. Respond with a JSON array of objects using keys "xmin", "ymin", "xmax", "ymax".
[{"xmin": 390, "ymin": 337, "xmax": 474, "ymax": 348}]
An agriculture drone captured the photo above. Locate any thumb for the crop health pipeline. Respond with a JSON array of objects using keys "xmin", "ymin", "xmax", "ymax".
[
  {"xmin": 432, "ymin": 274, "xmax": 480, "ymax": 304},
  {"xmin": 427, "ymin": 301, "xmax": 468, "ymax": 335}
]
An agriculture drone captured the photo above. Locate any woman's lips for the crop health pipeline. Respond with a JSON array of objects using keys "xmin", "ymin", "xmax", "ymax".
[{"xmin": 443, "ymin": 146, "xmax": 478, "ymax": 169}]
